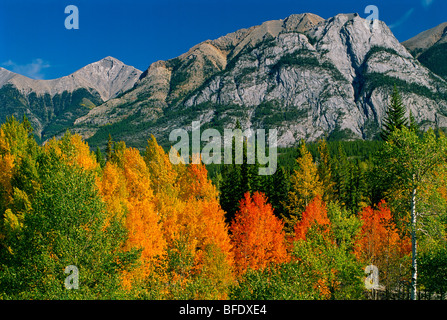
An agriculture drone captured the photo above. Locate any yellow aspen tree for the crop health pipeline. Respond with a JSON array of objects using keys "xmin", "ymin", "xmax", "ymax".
[
  {"xmin": 44, "ymin": 133, "xmax": 98, "ymax": 171},
  {"xmin": 284, "ymin": 142, "xmax": 323, "ymax": 234}
]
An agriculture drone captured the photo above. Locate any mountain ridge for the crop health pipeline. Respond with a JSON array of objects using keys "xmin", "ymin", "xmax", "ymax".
[
  {"xmin": 72, "ymin": 13, "xmax": 447, "ymax": 149},
  {"xmin": 0, "ymin": 56, "xmax": 142, "ymax": 101},
  {"xmin": 402, "ymin": 22, "xmax": 447, "ymax": 57},
  {"xmin": 1, "ymin": 13, "xmax": 447, "ymax": 149},
  {"xmin": 402, "ymin": 22, "xmax": 447, "ymax": 81}
]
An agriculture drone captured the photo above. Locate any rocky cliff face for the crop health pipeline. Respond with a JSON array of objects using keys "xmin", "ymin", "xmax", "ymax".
[
  {"xmin": 0, "ymin": 57, "xmax": 141, "ymax": 140},
  {"xmin": 73, "ymin": 13, "xmax": 447, "ymax": 149}
]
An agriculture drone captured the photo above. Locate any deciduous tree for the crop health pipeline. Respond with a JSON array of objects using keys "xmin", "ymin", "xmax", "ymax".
[
  {"xmin": 230, "ymin": 192, "xmax": 288, "ymax": 275},
  {"xmin": 378, "ymin": 127, "xmax": 447, "ymax": 299},
  {"xmin": 284, "ymin": 142, "xmax": 323, "ymax": 234}
]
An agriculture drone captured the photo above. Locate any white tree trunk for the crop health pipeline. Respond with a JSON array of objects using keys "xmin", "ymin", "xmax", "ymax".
[{"xmin": 410, "ymin": 185, "xmax": 417, "ymax": 300}]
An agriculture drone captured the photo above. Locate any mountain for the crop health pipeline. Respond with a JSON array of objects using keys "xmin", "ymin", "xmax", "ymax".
[
  {"xmin": 402, "ymin": 22, "xmax": 447, "ymax": 57},
  {"xmin": 2, "ymin": 14, "xmax": 447, "ymax": 150},
  {"xmin": 71, "ymin": 13, "xmax": 447, "ymax": 149},
  {"xmin": 73, "ymin": 13, "xmax": 325, "ymax": 145},
  {"xmin": 403, "ymin": 22, "xmax": 447, "ymax": 80},
  {"xmin": 0, "ymin": 56, "xmax": 141, "ymax": 140}
]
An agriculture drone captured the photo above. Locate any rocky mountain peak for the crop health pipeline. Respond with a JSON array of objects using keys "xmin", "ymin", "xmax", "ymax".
[
  {"xmin": 72, "ymin": 56, "xmax": 142, "ymax": 101},
  {"xmin": 0, "ymin": 67, "xmax": 16, "ymax": 88},
  {"xmin": 0, "ymin": 56, "xmax": 142, "ymax": 101},
  {"xmin": 282, "ymin": 13, "xmax": 325, "ymax": 32}
]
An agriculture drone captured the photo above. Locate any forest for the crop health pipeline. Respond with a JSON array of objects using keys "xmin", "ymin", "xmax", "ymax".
[{"xmin": 0, "ymin": 87, "xmax": 447, "ymax": 300}]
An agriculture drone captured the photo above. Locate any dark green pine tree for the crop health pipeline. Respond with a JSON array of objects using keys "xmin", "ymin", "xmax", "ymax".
[
  {"xmin": 106, "ymin": 134, "xmax": 113, "ymax": 162},
  {"xmin": 22, "ymin": 114, "xmax": 33, "ymax": 135},
  {"xmin": 220, "ymin": 160, "xmax": 242, "ymax": 223},
  {"xmin": 381, "ymin": 84, "xmax": 408, "ymax": 141},
  {"xmin": 267, "ymin": 166, "xmax": 290, "ymax": 220},
  {"xmin": 332, "ymin": 143, "xmax": 350, "ymax": 208},
  {"xmin": 95, "ymin": 146, "xmax": 106, "ymax": 168},
  {"xmin": 220, "ymin": 120, "xmax": 268, "ymax": 222},
  {"xmin": 220, "ymin": 120, "xmax": 243, "ymax": 223}
]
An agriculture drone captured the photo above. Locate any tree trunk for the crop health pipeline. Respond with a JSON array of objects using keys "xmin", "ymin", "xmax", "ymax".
[{"xmin": 410, "ymin": 185, "xmax": 418, "ymax": 300}]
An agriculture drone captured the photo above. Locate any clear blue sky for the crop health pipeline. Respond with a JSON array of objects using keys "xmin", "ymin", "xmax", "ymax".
[{"xmin": 0, "ymin": 0, "xmax": 445, "ymax": 80}]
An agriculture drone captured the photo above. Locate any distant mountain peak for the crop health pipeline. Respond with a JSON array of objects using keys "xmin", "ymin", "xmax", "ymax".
[
  {"xmin": 403, "ymin": 22, "xmax": 447, "ymax": 57},
  {"xmin": 73, "ymin": 56, "xmax": 142, "ymax": 100},
  {"xmin": 0, "ymin": 56, "xmax": 142, "ymax": 101}
]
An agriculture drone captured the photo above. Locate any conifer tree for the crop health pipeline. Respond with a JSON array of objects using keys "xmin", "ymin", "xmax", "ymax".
[
  {"xmin": 317, "ymin": 139, "xmax": 335, "ymax": 203},
  {"xmin": 381, "ymin": 84, "xmax": 408, "ymax": 141},
  {"xmin": 106, "ymin": 133, "xmax": 113, "ymax": 162},
  {"xmin": 266, "ymin": 166, "xmax": 289, "ymax": 219},
  {"xmin": 95, "ymin": 147, "xmax": 106, "ymax": 168},
  {"xmin": 408, "ymin": 110, "xmax": 420, "ymax": 134}
]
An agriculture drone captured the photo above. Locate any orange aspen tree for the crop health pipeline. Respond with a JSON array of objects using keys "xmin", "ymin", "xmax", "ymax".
[
  {"xmin": 97, "ymin": 145, "xmax": 165, "ymax": 289},
  {"xmin": 161, "ymin": 161, "xmax": 235, "ymax": 298},
  {"xmin": 354, "ymin": 200, "xmax": 410, "ymax": 266},
  {"xmin": 354, "ymin": 200, "xmax": 411, "ymax": 296},
  {"xmin": 121, "ymin": 148, "xmax": 165, "ymax": 264},
  {"xmin": 293, "ymin": 196, "xmax": 331, "ymax": 241},
  {"xmin": 181, "ymin": 162, "xmax": 233, "ymax": 267},
  {"xmin": 230, "ymin": 192, "xmax": 288, "ymax": 275}
]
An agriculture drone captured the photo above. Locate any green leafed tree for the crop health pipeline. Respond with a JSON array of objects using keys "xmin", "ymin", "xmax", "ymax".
[
  {"xmin": 0, "ymin": 149, "xmax": 139, "ymax": 299},
  {"xmin": 378, "ymin": 126, "xmax": 447, "ymax": 300}
]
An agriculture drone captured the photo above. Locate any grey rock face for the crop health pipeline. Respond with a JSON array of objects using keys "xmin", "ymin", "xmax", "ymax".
[{"xmin": 178, "ymin": 14, "xmax": 447, "ymax": 145}]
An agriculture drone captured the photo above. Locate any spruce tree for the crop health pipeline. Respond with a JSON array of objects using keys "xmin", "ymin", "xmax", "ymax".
[
  {"xmin": 106, "ymin": 134, "xmax": 113, "ymax": 162},
  {"xmin": 317, "ymin": 139, "xmax": 335, "ymax": 203},
  {"xmin": 268, "ymin": 166, "xmax": 289, "ymax": 219},
  {"xmin": 381, "ymin": 84, "xmax": 408, "ymax": 141},
  {"xmin": 95, "ymin": 146, "xmax": 106, "ymax": 168},
  {"xmin": 409, "ymin": 110, "xmax": 420, "ymax": 134}
]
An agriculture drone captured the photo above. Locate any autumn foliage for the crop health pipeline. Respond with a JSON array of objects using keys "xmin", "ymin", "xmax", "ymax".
[
  {"xmin": 230, "ymin": 192, "xmax": 288, "ymax": 275},
  {"xmin": 293, "ymin": 196, "xmax": 330, "ymax": 241},
  {"xmin": 0, "ymin": 117, "xmax": 432, "ymax": 300},
  {"xmin": 354, "ymin": 200, "xmax": 410, "ymax": 265}
]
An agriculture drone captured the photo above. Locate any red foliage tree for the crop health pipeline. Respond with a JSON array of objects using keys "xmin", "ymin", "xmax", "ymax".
[
  {"xmin": 230, "ymin": 192, "xmax": 288, "ymax": 275},
  {"xmin": 293, "ymin": 196, "xmax": 331, "ymax": 241}
]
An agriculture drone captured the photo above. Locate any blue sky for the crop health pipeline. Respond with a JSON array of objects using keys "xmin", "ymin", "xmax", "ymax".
[{"xmin": 0, "ymin": 0, "xmax": 445, "ymax": 80}]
